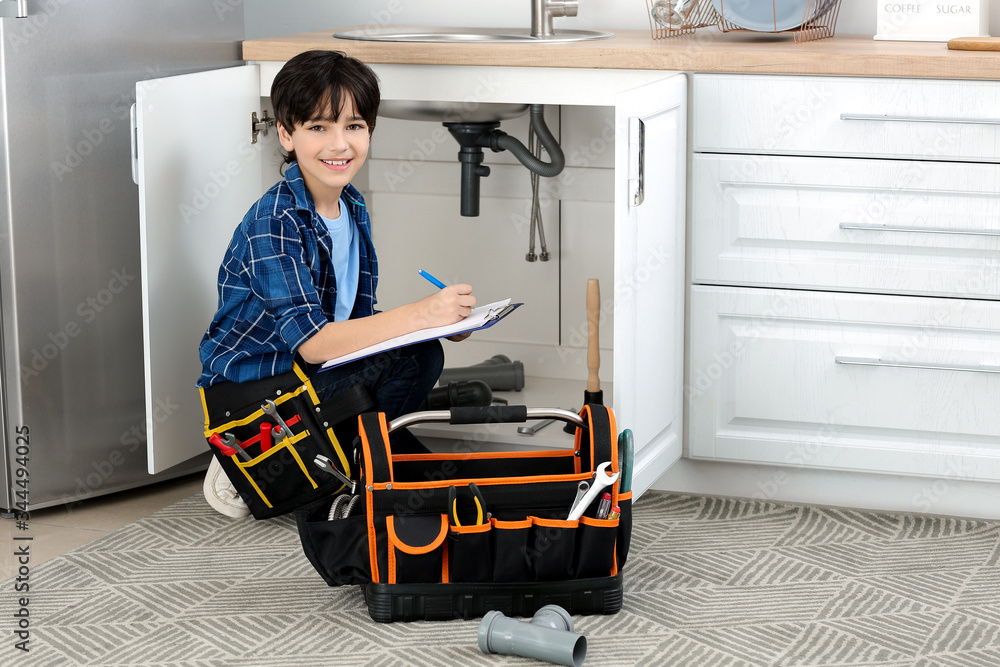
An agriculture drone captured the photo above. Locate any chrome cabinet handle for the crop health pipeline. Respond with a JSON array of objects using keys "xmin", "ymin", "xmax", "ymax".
[
  {"xmin": 628, "ymin": 116, "xmax": 645, "ymax": 208},
  {"xmin": 839, "ymin": 222, "xmax": 1000, "ymax": 238},
  {"xmin": 130, "ymin": 103, "xmax": 139, "ymax": 186},
  {"xmin": 0, "ymin": 1, "xmax": 28, "ymax": 18},
  {"xmin": 835, "ymin": 356, "xmax": 1000, "ymax": 375},
  {"xmin": 840, "ymin": 113, "xmax": 1000, "ymax": 126}
]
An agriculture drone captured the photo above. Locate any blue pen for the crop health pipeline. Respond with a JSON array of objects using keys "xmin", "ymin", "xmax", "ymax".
[{"xmin": 418, "ymin": 269, "xmax": 447, "ymax": 290}]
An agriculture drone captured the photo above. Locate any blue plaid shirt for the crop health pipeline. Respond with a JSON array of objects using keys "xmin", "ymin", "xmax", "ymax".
[{"xmin": 197, "ymin": 162, "xmax": 377, "ymax": 387}]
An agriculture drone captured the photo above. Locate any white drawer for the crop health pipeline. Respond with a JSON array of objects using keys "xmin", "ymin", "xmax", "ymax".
[
  {"xmin": 687, "ymin": 286, "xmax": 1000, "ymax": 481},
  {"xmin": 693, "ymin": 74, "xmax": 1000, "ymax": 162},
  {"xmin": 691, "ymin": 155, "xmax": 1000, "ymax": 299}
]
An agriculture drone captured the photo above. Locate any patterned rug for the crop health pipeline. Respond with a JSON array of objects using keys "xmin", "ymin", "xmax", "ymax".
[{"xmin": 3, "ymin": 492, "xmax": 1000, "ymax": 666}]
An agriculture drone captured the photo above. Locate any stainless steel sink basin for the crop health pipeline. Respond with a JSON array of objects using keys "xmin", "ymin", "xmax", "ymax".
[
  {"xmin": 335, "ymin": 25, "xmax": 613, "ymax": 43},
  {"xmin": 379, "ymin": 100, "xmax": 529, "ymax": 124}
]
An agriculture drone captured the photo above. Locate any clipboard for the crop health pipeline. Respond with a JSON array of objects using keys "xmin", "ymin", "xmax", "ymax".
[{"xmin": 319, "ymin": 299, "xmax": 522, "ymax": 371}]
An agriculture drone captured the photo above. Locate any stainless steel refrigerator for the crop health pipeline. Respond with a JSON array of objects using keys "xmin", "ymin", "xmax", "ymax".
[{"xmin": 0, "ymin": 0, "xmax": 244, "ymax": 511}]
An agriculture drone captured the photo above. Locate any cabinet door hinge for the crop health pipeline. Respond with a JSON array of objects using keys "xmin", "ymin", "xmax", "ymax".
[
  {"xmin": 628, "ymin": 117, "xmax": 645, "ymax": 208},
  {"xmin": 251, "ymin": 110, "xmax": 275, "ymax": 144},
  {"xmin": 0, "ymin": 1, "xmax": 28, "ymax": 18}
]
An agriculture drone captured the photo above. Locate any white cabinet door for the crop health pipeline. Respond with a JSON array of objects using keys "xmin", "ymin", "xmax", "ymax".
[
  {"xmin": 693, "ymin": 74, "xmax": 1000, "ymax": 163},
  {"xmin": 688, "ymin": 285, "xmax": 1000, "ymax": 481},
  {"xmin": 691, "ymin": 154, "xmax": 1000, "ymax": 299},
  {"xmin": 614, "ymin": 75, "xmax": 687, "ymax": 496},
  {"xmin": 135, "ymin": 65, "xmax": 265, "ymax": 473}
]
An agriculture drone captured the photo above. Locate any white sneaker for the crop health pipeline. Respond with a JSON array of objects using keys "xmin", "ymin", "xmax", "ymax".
[{"xmin": 204, "ymin": 456, "xmax": 251, "ymax": 518}]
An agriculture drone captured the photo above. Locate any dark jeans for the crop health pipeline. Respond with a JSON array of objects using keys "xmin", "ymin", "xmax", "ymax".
[{"xmin": 306, "ymin": 339, "xmax": 444, "ymax": 453}]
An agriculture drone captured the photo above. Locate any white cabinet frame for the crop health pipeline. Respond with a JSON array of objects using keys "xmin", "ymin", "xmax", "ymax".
[{"xmin": 136, "ymin": 63, "xmax": 688, "ymax": 496}]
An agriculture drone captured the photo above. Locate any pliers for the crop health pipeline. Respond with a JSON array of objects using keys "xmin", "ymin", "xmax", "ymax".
[{"xmin": 448, "ymin": 483, "xmax": 488, "ymax": 526}]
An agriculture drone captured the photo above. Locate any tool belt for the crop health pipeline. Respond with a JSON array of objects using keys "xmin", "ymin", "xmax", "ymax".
[
  {"xmin": 295, "ymin": 403, "xmax": 633, "ymax": 622},
  {"xmin": 199, "ymin": 363, "xmax": 374, "ymax": 520}
]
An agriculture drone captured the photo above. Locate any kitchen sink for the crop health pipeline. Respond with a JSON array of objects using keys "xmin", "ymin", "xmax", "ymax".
[
  {"xmin": 334, "ymin": 25, "xmax": 614, "ymax": 43},
  {"xmin": 379, "ymin": 100, "xmax": 529, "ymax": 124}
]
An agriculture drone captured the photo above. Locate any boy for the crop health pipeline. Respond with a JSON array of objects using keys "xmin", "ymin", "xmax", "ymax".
[{"xmin": 197, "ymin": 50, "xmax": 475, "ymax": 517}]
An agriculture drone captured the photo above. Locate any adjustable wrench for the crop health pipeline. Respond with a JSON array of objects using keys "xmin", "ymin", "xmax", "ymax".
[{"xmin": 567, "ymin": 461, "xmax": 619, "ymax": 521}]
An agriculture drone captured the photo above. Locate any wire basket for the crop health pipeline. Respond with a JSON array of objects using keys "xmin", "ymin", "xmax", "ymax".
[
  {"xmin": 646, "ymin": 0, "xmax": 843, "ymax": 43},
  {"xmin": 647, "ymin": 0, "xmax": 718, "ymax": 38}
]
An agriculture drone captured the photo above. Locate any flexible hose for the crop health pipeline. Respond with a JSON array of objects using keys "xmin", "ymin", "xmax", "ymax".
[{"xmin": 478, "ymin": 105, "xmax": 565, "ymax": 177}]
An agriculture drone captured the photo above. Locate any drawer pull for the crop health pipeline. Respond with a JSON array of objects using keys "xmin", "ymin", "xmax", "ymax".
[
  {"xmin": 839, "ymin": 222, "xmax": 1000, "ymax": 238},
  {"xmin": 835, "ymin": 356, "xmax": 1000, "ymax": 375},
  {"xmin": 840, "ymin": 113, "xmax": 1000, "ymax": 126}
]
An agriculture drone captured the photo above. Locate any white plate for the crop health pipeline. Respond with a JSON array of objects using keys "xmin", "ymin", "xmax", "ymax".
[{"xmin": 712, "ymin": 0, "xmax": 834, "ymax": 33}]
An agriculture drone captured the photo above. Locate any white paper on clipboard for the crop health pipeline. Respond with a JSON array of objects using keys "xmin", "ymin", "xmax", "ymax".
[{"xmin": 319, "ymin": 299, "xmax": 521, "ymax": 371}]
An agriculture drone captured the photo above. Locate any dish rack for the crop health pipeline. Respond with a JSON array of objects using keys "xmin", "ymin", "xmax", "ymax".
[{"xmin": 646, "ymin": 0, "xmax": 843, "ymax": 44}]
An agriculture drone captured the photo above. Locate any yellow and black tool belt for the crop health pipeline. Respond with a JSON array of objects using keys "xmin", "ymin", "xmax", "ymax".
[
  {"xmin": 296, "ymin": 403, "xmax": 633, "ymax": 622},
  {"xmin": 199, "ymin": 363, "xmax": 374, "ymax": 520}
]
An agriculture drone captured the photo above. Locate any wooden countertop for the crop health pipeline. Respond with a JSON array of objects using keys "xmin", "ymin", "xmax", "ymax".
[{"xmin": 243, "ymin": 28, "xmax": 1000, "ymax": 80}]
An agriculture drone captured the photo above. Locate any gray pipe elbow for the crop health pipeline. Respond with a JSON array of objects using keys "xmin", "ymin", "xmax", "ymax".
[{"xmin": 478, "ymin": 605, "xmax": 587, "ymax": 667}]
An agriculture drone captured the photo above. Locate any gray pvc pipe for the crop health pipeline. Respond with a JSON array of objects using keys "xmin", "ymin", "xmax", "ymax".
[
  {"xmin": 438, "ymin": 355, "xmax": 525, "ymax": 392},
  {"xmin": 478, "ymin": 605, "xmax": 587, "ymax": 667}
]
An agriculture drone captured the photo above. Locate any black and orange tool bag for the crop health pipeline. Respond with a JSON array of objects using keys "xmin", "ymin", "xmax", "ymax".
[
  {"xmin": 199, "ymin": 363, "xmax": 374, "ymax": 519},
  {"xmin": 295, "ymin": 403, "xmax": 633, "ymax": 622}
]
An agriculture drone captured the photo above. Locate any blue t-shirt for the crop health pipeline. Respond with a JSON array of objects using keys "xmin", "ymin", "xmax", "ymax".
[
  {"xmin": 320, "ymin": 201, "xmax": 360, "ymax": 323},
  {"xmin": 196, "ymin": 162, "xmax": 378, "ymax": 388}
]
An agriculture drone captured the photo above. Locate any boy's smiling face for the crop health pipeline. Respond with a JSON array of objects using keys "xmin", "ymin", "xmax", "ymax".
[{"xmin": 277, "ymin": 93, "xmax": 370, "ymax": 218}]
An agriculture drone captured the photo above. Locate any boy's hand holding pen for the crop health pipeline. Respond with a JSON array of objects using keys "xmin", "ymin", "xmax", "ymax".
[{"xmin": 419, "ymin": 269, "xmax": 476, "ymax": 340}]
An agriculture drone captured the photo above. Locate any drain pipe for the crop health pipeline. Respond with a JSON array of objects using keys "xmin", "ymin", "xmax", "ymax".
[
  {"xmin": 445, "ymin": 105, "xmax": 565, "ymax": 217},
  {"xmin": 445, "ymin": 121, "xmax": 500, "ymax": 217},
  {"xmin": 478, "ymin": 605, "xmax": 587, "ymax": 667}
]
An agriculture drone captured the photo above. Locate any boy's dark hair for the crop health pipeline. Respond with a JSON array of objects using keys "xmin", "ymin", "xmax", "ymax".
[{"xmin": 270, "ymin": 50, "xmax": 380, "ymax": 164}]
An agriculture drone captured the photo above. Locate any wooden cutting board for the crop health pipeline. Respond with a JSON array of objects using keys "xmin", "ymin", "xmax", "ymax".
[{"xmin": 948, "ymin": 37, "xmax": 1000, "ymax": 51}]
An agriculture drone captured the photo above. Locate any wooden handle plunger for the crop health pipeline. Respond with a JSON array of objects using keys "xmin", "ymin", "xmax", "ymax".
[{"xmin": 584, "ymin": 278, "xmax": 603, "ymax": 405}]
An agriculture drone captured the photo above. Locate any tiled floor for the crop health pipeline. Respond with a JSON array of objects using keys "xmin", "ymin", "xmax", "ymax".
[{"xmin": 0, "ymin": 473, "xmax": 203, "ymax": 580}]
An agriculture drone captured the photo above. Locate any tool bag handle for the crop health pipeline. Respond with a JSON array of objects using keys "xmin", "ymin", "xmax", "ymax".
[
  {"xmin": 388, "ymin": 406, "xmax": 584, "ymax": 431},
  {"xmin": 358, "ymin": 403, "xmax": 615, "ymax": 486},
  {"xmin": 359, "ymin": 412, "xmax": 394, "ymax": 486},
  {"xmin": 579, "ymin": 403, "xmax": 615, "ymax": 474}
]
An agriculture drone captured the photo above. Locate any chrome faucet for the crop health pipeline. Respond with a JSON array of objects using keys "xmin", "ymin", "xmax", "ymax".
[{"xmin": 531, "ymin": 0, "xmax": 579, "ymax": 38}]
